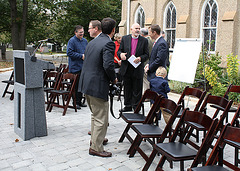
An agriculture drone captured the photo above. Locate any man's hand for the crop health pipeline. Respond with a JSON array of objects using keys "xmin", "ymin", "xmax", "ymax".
[
  {"xmin": 120, "ymin": 53, "xmax": 127, "ymax": 60},
  {"xmin": 133, "ymin": 57, "xmax": 141, "ymax": 64},
  {"xmin": 82, "ymin": 54, "xmax": 85, "ymax": 60},
  {"xmin": 113, "ymin": 78, "xmax": 118, "ymax": 84},
  {"xmin": 144, "ymin": 64, "xmax": 149, "ymax": 73},
  {"xmin": 118, "ymin": 60, "xmax": 121, "ymax": 66}
]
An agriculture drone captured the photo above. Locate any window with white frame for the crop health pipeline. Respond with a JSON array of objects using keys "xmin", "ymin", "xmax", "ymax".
[
  {"xmin": 135, "ymin": 6, "xmax": 145, "ymax": 28},
  {"xmin": 164, "ymin": 1, "xmax": 176, "ymax": 49},
  {"xmin": 201, "ymin": 0, "xmax": 218, "ymax": 51}
]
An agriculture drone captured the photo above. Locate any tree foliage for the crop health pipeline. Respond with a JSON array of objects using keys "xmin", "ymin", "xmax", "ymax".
[
  {"xmin": 53, "ymin": 0, "xmax": 122, "ymax": 44},
  {"xmin": 0, "ymin": 0, "xmax": 122, "ymax": 49}
]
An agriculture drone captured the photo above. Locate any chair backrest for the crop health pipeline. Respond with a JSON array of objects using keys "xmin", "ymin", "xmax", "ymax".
[
  {"xmin": 144, "ymin": 98, "xmax": 181, "ymax": 140},
  {"xmin": 56, "ymin": 64, "xmax": 68, "ymax": 73},
  {"xmin": 43, "ymin": 71, "xmax": 61, "ymax": 88},
  {"xmin": 199, "ymin": 94, "xmax": 233, "ymax": 134},
  {"xmin": 172, "ymin": 109, "xmax": 219, "ymax": 166},
  {"xmin": 224, "ymin": 84, "xmax": 240, "ymax": 99},
  {"xmin": 57, "ymin": 73, "xmax": 78, "ymax": 92},
  {"xmin": 201, "ymin": 124, "xmax": 240, "ymax": 170},
  {"xmin": 177, "ymin": 86, "xmax": 206, "ymax": 111},
  {"xmin": 154, "ymin": 98, "xmax": 182, "ymax": 142},
  {"xmin": 134, "ymin": 89, "xmax": 159, "ymax": 114},
  {"xmin": 199, "ymin": 94, "xmax": 230, "ymax": 117},
  {"xmin": 231, "ymin": 104, "xmax": 240, "ymax": 127}
]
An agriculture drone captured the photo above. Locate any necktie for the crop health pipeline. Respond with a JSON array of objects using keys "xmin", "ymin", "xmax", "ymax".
[{"xmin": 153, "ymin": 41, "xmax": 156, "ymax": 47}]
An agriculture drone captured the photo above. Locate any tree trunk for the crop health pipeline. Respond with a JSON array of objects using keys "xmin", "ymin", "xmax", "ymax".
[{"xmin": 9, "ymin": 0, "xmax": 28, "ymax": 50}]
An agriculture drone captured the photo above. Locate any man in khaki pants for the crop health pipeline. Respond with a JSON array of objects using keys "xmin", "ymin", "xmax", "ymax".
[{"xmin": 79, "ymin": 18, "xmax": 117, "ymax": 157}]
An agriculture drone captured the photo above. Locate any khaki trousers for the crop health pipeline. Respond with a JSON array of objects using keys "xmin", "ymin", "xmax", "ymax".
[
  {"xmin": 86, "ymin": 95, "xmax": 109, "ymax": 152},
  {"xmin": 143, "ymin": 72, "xmax": 150, "ymax": 94}
]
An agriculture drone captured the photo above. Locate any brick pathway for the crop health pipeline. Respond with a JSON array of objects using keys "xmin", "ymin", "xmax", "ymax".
[{"xmin": 0, "ymin": 70, "xmax": 235, "ymax": 171}]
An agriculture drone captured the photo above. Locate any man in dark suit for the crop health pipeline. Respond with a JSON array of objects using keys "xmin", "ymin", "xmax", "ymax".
[
  {"xmin": 145, "ymin": 24, "xmax": 169, "ymax": 81},
  {"xmin": 117, "ymin": 23, "xmax": 149, "ymax": 112},
  {"xmin": 79, "ymin": 18, "xmax": 117, "ymax": 157}
]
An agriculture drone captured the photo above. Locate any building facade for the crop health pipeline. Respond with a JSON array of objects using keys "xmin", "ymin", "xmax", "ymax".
[{"xmin": 119, "ymin": 0, "xmax": 240, "ymax": 66}]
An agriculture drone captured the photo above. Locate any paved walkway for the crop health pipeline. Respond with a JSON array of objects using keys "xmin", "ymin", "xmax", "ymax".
[{"xmin": 0, "ymin": 70, "xmax": 235, "ymax": 171}]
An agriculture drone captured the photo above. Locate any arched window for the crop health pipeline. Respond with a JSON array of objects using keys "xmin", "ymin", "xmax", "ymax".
[
  {"xmin": 135, "ymin": 6, "xmax": 145, "ymax": 28},
  {"xmin": 201, "ymin": 0, "xmax": 218, "ymax": 51},
  {"xmin": 164, "ymin": 1, "xmax": 176, "ymax": 49}
]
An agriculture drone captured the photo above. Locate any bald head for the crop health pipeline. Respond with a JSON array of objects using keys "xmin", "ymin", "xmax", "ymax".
[{"xmin": 131, "ymin": 23, "xmax": 141, "ymax": 37}]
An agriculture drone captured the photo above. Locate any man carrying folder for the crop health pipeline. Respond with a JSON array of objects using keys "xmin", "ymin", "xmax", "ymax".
[{"xmin": 117, "ymin": 23, "xmax": 149, "ymax": 112}]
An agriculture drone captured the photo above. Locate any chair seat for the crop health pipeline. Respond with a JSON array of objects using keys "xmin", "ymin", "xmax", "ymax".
[
  {"xmin": 224, "ymin": 139, "xmax": 240, "ymax": 148},
  {"xmin": 155, "ymin": 142, "xmax": 197, "ymax": 159},
  {"xmin": 132, "ymin": 124, "xmax": 163, "ymax": 136},
  {"xmin": 190, "ymin": 165, "xmax": 229, "ymax": 171},
  {"xmin": 210, "ymin": 104, "xmax": 237, "ymax": 112},
  {"xmin": 44, "ymin": 87, "xmax": 54, "ymax": 91},
  {"xmin": 186, "ymin": 121, "xmax": 205, "ymax": 130},
  {"xmin": 121, "ymin": 113, "xmax": 146, "ymax": 123},
  {"xmin": 2, "ymin": 80, "xmax": 14, "ymax": 84},
  {"xmin": 49, "ymin": 90, "xmax": 70, "ymax": 94}
]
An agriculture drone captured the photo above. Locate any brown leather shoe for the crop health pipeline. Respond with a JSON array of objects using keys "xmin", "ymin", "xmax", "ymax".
[
  {"xmin": 89, "ymin": 148, "xmax": 112, "ymax": 157},
  {"xmin": 90, "ymin": 138, "xmax": 108, "ymax": 146},
  {"xmin": 88, "ymin": 131, "xmax": 91, "ymax": 135}
]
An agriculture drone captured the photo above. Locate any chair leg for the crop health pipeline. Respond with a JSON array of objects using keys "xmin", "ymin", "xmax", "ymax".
[
  {"xmin": 10, "ymin": 90, "xmax": 14, "ymax": 100},
  {"xmin": 118, "ymin": 123, "xmax": 132, "ymax": 143},
  {"xmin": 47, "ymin": 94, "xmax": 57, "ymax": 112},
  {"xmin": 196, "ymin": 130, "xmax": 199, "ymax": 143},
  {"xmin": 235, "ymin": 147, "xmax": 239, "ymax": 166},
  {"xmin": 156, "ymin": 155, "xmax": 167, "ymax": 170},
  {"xmin": 180, "ymin": 161, "xmax": 184, "ymax": 171},
  {"xmin": 2, "ymin": 83, "xmax": 10, "ymax": 97},
  {"xmin": 127, "ymin": 135, "xmax": 142, "ymax": 157},
  {"xmin": 143, "ymin": 149, "xmax": 158, "ymax": 171}
]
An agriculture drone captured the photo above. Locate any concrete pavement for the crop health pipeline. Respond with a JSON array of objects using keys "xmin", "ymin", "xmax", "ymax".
[{"xmin": 0, "ymin": 70, "xmax": 235, "ymax": 171}]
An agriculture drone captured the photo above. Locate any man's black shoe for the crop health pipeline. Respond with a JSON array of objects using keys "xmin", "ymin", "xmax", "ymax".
[
  {"xmin": 79, "ymin": 103, "xmax": 87, "ymax": 107},
  {"xmin": 76, "ymin": 104, "xmax": 81, "ymax": 109},
  {"xmin": 119, "ymin": 107, "xmax": 132, "ymax": 112}
]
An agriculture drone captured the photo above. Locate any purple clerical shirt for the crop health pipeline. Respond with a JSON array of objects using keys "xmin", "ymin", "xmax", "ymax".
[{"xmin": 131, "ymin": 38, "xmax": 138, "ymax": 56}]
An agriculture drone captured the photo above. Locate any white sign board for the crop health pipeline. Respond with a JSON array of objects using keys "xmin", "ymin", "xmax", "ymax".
[{"xmin": 168, "ymin": 38, "xmax": 202, "ymax": 84}]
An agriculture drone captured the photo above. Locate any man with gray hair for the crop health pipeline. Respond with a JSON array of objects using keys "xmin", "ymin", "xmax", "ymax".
[
  {"xmin": 140, "ymin": 28, "xmax": 153, "ymax": 54},
  {"xmin": 118, "ymin": 23, "xmax": 149, "ymax": 112},
  {"xmin": 140, "ymin": 28, "xmax": 153, "ymax": 93}
]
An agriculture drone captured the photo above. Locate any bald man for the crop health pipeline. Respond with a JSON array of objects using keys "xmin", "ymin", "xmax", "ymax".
[{"xmin": 117, "ymin": 23, "xmax": 149, "ymax": 112}]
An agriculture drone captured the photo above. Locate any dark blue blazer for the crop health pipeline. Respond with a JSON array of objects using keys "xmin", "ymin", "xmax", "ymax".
[
  {"xmin": 79, "ymin": 33, "xmax": 116, "ymax": 101},
  {"xmin": 147, "ymin": 37, "xmax": 169, "ymax": 81},
  {"xmin": 150, "ymin": 76, "xmax": 170, "ymax": 98}
]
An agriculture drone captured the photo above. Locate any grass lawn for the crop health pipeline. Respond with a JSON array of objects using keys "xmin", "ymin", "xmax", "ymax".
[{"xmin": 0, "ymin": 61, "xmax": 13, "ymax": 69}]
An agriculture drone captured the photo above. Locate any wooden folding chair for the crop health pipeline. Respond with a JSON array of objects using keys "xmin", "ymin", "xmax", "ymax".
[
  {"xmin": 189, "ymin": 94, "xmax": 233, "ymax": 142},
  {"xmin": 177, "ymin": 86, "xmax": 206, "ymax": 117},
  {"xmin": 2, "ymin": 70, "xmax": 14, "ymax": 100},
  {"xmin": 189, "ymin": 124, "xmax": 240, "ymax": 171},
  {"xmin": 43, "ymin": 70, "xmax": 61, "ymax": 105},
  {"xmin": 211, "ymin": 84, "xmax": 240, "ymax": 123},
  {"xmin": 143, "ymin": 109, "xmax": 218, "ymax": 171},
  {"xmin": 118, "ymin": 89, "xmax": 159, "ymax": 143},
  {"xmin": 231, "ymin": 105, "xmax": 240, "ymax": 167},
  {"xmin": 127, "ymin": 98, "xmax": 181, "ymax": 161},
  {"xmin": 47, "ymin": 73, "xmax": 78, "ymax": 116}
]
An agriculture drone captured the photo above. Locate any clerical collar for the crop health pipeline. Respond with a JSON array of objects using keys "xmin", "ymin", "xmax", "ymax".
[{"xmin": 131, "ymin": 35, "xmax": 139, "ymax": 39}]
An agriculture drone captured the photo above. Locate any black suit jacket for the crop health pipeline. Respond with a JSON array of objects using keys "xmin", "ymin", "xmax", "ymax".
[
  {"xmin": 79, "ymin": 33, "xmax": 116, "ymax": 101},
  {"xmin": 117, "ymin": 34, "xmax": 149, "ymax": 79},
  {"xmin": 147, "ymin": 37, "xmax": 169, "ymax": 81}
]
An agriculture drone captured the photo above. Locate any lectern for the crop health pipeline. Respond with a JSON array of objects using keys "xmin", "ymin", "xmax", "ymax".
[{"xmin": 13, "ymin": 50, "xmax": 55, "ymax": 140}]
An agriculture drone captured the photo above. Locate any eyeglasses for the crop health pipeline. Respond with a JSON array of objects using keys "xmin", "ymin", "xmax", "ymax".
[{"xmin": 88, "ymin": 27, "xmax": 95, "ymax": 30}]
